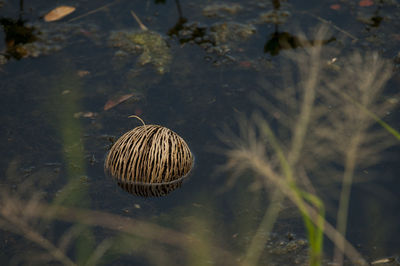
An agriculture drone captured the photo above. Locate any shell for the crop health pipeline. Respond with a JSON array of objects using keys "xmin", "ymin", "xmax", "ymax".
[{"xmin": 105, "ymin": 125, "xmax": 193, "ymax": 197}]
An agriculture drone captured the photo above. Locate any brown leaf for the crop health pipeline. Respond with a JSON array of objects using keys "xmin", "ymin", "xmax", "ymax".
[
  {"xmin": 330, "ymin": 4, "xmax": 341, "ymax": 10},
  {"xmin": 77, "ymin": 70, "xmax": 90, "ymax": 77},
  {"xmin": 359, "ymin": 0, "xmax": 374, "ymax": 7},
  {"xmin": 44, "ymin": 6, "xmax": 76, "ymax": 22},
  {"xmin": 104, "ymin": 94, "xmax": 134, "ymax": 111}
]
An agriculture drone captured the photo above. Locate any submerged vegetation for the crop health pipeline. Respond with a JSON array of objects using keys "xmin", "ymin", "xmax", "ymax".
[{"xmin": 109, "ymin": 29, "xmax": 172, "ymax": 75}]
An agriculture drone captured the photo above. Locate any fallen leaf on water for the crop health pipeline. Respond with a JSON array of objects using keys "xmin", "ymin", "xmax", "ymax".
[
  {"xmin": 74, "ymin": 112, "xmax": 97, "ymax": 118},
  {"xmin": 44, "ymin": 6, "xmax": 76, "ymax": 22},
  {"xmin": 239, "ymin": 61, "xmax": 252, "ymax": 68},
  {"xmin": 359, "ymin": 0, "xmax": 374, "ymax": 7},
  {"xmin": 104, "ymin": 93, "xmax": 134, "ymax": 111},
  {"xmin": 330, "ymin": 4, "xmax": 341, "ymax": 10},
  {"xmin": 392, "ymin": 34, "xmax": 400, "ymax": 41},
  {"xmin": 77, "ymin": 70, "xmax": 90, "ymax": 77},
  {"xmin": 371, "ymin": 257, "xmax": 395, "ymax": 264},
  {"xmin": 133, "ymin": 107, "xmax": 143, "ymax": 116}
]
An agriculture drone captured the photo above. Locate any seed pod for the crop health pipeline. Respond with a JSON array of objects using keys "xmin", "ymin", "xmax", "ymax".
[{"xmin": 105, "ymin": 125, "xmax": 193, "ymax": 197}]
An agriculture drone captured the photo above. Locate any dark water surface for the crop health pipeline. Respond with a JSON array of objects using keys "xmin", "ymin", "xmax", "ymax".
[{"xmin": 1, "ymin": 0, "xmax": 399, "ymax": 265}]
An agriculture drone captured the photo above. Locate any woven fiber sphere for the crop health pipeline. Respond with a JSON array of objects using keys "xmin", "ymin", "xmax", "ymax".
[{"xmin": 105, "ymin": 124, "xmax": 194, "ymax": 197}]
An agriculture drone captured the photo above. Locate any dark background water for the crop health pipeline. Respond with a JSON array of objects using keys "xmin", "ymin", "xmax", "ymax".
[{"xmin": 0, "ymin": 0, "xmax": 399, "ymax": 265}]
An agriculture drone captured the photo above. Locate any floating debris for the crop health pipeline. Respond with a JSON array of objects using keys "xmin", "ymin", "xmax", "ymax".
[
  {"xmin": 0, "ymin": 55, "xmax": 7, "ymax": 65},
  {"xmin": 103, "ymin": 93, "xmax": 135, "ymax": 111},
  {"xmin": 257, "ymin": 10, "xmax": 291, "ymax": 25},
  {"xmin": 0, "ymin": 19, "xmax": 100, "ymax": 61},
  {"xmin": 109, "ymin": 11, "xmax": 171, "ymax": 74},
  {"xmin": 73, "ymin": 112, "xmax": 97, "ymax": 118},
  {"xmin": 109, "ymin": 30, "xmax": 172, "ymax": 74},
  {"xmin": 202, "ymin": 3, "xmax": 243, "ymax": 18},
  {"xmin": 104, "ymin": 123, "xmax": 194, "ymax": 197},
  {"xmin": 44, "ymin": 6, "xmax": 76, "ymax": 22},
  {"xmin": 371, "ymin": 256, "xmax": 397, "ymax": 265},
  {"xmin": 210, "ymin": 22, "xmax": 256, "ymax": 46},
  {"xmin": 359, "ymin": 0, "xmax": 374, "ymax": 7},
  {"xmin": 77, "ymin": 70, "xmax": 90, "ymax": 77}
]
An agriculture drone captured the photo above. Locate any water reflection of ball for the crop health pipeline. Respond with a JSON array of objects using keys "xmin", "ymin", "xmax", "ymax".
[{"xmin": 105, "ymin": 125, "xmax": 194, "ymax": 197}]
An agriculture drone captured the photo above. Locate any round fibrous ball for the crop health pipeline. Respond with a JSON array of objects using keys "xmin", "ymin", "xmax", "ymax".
[{"xmin": 105, "ymin": 125, "xmax": 194, "ymax": 197}]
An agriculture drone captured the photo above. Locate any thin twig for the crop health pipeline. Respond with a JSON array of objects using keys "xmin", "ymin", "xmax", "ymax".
[
  {"xmin": 68, "ymin": 1, "xmax": 117, "ymax": 22},
  {"xmin": 301, "ymin": 11, "xmax": 358, "ymax": 42},
  {"xmin": 130, "ymin": 10, "xmax": 148, "ymax": 31}
]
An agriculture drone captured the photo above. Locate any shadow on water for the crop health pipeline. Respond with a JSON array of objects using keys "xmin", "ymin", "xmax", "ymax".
[
  {"xmin": 264, "ymin": 27, "xmax": 336, "ymax": 56},
  {"xmin": 262, "ymin": 2, "xmax": 336, "ymax": 56},
  {"xmin": 167, "ymin": 0, "xmax": 215, "ymax": 47},
  {"xmin": 0, "ymin": 0, "xmax": 39, "ymax": 60}
]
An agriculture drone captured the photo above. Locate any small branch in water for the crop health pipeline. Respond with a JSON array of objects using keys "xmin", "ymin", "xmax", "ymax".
[
  {"xmin": 301, "ymin": 11, "xmax": 358, "ymax": 42},
  {"xmin": 130, "ymin": 10, "xmax": 148, "ymax": 31},
  {"xmin": 68, "ymin": 1, "xmax": 117, "ymax": 22}
]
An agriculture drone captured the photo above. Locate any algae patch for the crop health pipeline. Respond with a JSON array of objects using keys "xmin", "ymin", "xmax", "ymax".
[
  {"xmin": 109, "ymin": 30, "xmax": 171, "ymax": 74},
  {"xmin": 210, "ymin": 22, "xmax": 256, "ymax": 46}
]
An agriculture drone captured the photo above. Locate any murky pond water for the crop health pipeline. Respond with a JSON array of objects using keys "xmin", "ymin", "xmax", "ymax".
[{"xmin": 1, "ymin": 0, "xmax": 399, "ymax": 265}]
